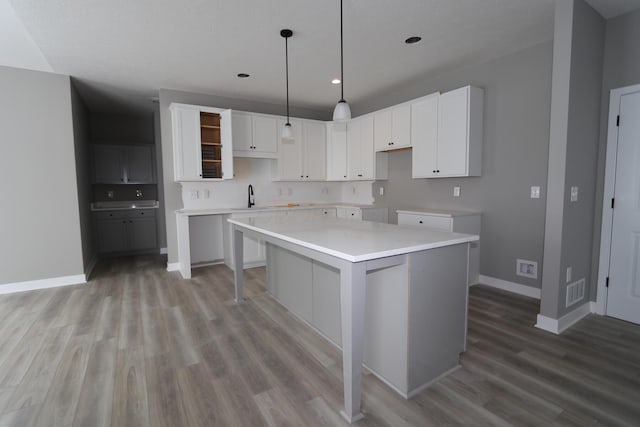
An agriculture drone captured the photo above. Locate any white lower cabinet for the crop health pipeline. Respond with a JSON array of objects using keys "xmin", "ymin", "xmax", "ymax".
[
  {"xmin": 337, "ymin": 207, "xmax": 389, "ymax": 223},
  {"xmin": 397, "ymin": 210, "xmax": 481, "ymax": 284}
]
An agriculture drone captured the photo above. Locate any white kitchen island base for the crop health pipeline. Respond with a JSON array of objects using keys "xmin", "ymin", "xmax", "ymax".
[{"xmin": 229, "ymin": 216, "xmax": 477, "ymax": 423}]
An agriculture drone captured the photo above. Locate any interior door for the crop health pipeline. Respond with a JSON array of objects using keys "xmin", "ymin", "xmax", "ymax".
[{"xmin": 608, "ymin": 89, "xmax": 640, "ymax": 324}]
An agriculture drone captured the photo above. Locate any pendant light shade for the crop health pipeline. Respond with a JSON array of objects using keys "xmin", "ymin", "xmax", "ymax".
[
  {"xmin": 333, "ymin": 0, "xmax": 351, "ymax": 122},
  {"xmin": 282, "ymin": 122, "xmax": 293, "ymax": 140},
  {"xmin": 281, "ymin": 29, "xmax": 295, "ymax": 141},
  {"xmin": 333, "ymin": 99, "xmax": 351, "ymax": 122}
]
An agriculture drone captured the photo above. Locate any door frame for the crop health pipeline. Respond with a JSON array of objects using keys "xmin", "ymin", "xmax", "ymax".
[{"xmin": 596, "ymin": 83, "xmax": 640, "ymax": 315}]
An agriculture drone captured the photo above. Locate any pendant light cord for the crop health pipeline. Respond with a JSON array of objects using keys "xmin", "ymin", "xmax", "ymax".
[
  {"xmin": 285, "ymin": 35, "xmax": 290, "ymax": 124},
  {"xmin": 340, "ymin": 0, "xmax": 344, "ymax": 102}
]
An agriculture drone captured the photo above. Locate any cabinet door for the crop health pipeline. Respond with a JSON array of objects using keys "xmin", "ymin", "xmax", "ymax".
[
  {"xmin": 326, "ymin": 122, "xmax": 348, "ymax": 180},
  {"xmin": 391, "ymin": 104, "xmax": 411, "ymax": 149},
  {"xmin": 125, "ymin": 145, "xmax": 154, "ymax": 183},
  {"xmin": 347, "ymin": 119, "xmax": 362, "ymax": 179},
  {"xmin": 231, "ymin": 112, "xmax": 253, "ymax": 152},
  {"xmin": 438, "ymin": 87, "xmax": 468, "ymax": 176},
  {"xmin": 252, "ymin": 115, "xmax": 278, "ymax": 155},
  {"xmin": 277, "ymin": 119, "xmax": 303, "ymax": 180},
  {"xmin": 302, "ymin": 121, "xmax": 326, "ymax": 180},
  {"xmin": 94, "ymin": 145, "xmax": 124, "ymax": 183},
  {"xmin": 374, "ymin": 109, "xmax": 392, "ymax": 151},
  {"xmin": 96, "ymin": 219, "xmax": 127, "ymax": 253},
  {"xmin": 411, "ymin": 94, "xmax": 439, "ymax": 178},
  {"xmin": 219, "ymin": 109, "xmax": 234, "ymax": 180},
  {"xmin": 171, "ymin": 106, "xmax": 202, "ymax": 181},
  {"xmin": 127, "ymin": 217, "xmax": 158, "ymax": 251},
  {"xmin": 358, "ymin": 116, "xmax": 375, "ymax": 179}
]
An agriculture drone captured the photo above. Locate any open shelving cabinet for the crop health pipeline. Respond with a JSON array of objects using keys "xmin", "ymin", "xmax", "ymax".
[{"xmin": 200, "ymin": 112, "xmax": 222, "ymax": 178}]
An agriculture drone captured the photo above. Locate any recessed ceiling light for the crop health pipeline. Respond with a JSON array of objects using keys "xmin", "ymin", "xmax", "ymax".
[
  {"xmin": 405, "ymin": 36, "xmax": 422, "ymax": 45},
  {"xmin": 237, "ymin": 73, "xmax": 250, "ymax": 78},
  {"xmin": 331, "ymin": 78, "xmax": 341, "ymax": 85}
]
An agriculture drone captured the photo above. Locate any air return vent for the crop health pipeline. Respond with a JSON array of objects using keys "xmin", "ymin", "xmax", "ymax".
[{"xmin": 566, "ymin": 278, "xmax": 585, "ymax": 307}]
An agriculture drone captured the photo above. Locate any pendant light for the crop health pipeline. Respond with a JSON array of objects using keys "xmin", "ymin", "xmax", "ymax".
[
  {"xmin": 332, "ymin": 0, "xmax": 351, "ymax": 122},
  {"xmin": 281, "ymin": 29, "xmax": 294, "ymax": 141}
]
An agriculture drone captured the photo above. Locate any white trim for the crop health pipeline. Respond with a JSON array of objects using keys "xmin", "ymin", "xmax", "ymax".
[
  {"xmin": 160, "ymin": 247, "xmax": 168, "ymax": 255},
  {"xmin": 535, "ymin": 301, "xmax": 594, "ymax": 334},
  {"xmin": 0, "ymin": 274, "xmax": 86, "ymax": 295},
  {"xmin": 476, "ymin": 275, "xmax": 541, "ymax": 299},
  {"xmin": 166, "ymin": 262, "xmax": 180, "ymax": 272}
]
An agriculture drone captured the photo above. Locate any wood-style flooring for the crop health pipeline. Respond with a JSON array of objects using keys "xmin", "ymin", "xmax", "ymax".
[{"xmin": 0, "ymin": 255, "xmax": 639, "ymax": 426}]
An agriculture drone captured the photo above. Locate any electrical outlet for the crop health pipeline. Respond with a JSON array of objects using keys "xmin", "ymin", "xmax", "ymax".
[
  {"xmin": 379, "ymin": 187, "xmax": 384, "ymax": 196},
  {"xmin": 106, "ymin": 190, "xmax": 114, "ymax": 199},
  {"xmin": 190, "ymin": 190, "xmax": 199, "ymax": 200},
  {"xmin": 516, "ymin": 259, "xmax": 538, "ymax": 279},
  {"xmin": 570, "ymin": 186, "xmax": 579, "ymax": 202},
  {"xmin": 453, "ymin": 186, "xmax": 461, "ymax": 197},
  {"xmin": 530, "ymin": 186, "xmax": 540, "ymax": 199},
  {"xmin": 202, "ymin": 189, "xmax": 210, "ymax": 199}
]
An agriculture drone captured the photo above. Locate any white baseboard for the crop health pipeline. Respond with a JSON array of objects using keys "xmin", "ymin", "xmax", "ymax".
[
  {"xmin": 0, "ymin": 274, "xmax": 86, "ymax": 295},
  {"xmin": 160, "ymin": 247, "xmax": 168, "ymax": 255},
  {"xmin": 535, "ymin": 301, "xmax": 594, "ymax": 334},
  {"xmin": 166, "ymin": 262, "xmax": 180, "ymax": 272},
  {"xmin": 476, "ymin": 275, "xmax": 541, "ymax": 299}
]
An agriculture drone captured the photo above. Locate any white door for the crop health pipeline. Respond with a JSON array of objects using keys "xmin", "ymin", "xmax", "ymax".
[{"xmin": 608, "ymin": 89, "xmax": 640, "ymax": 324}]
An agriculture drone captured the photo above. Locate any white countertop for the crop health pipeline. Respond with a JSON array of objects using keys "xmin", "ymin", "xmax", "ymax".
[
  {"xmin": 177, "ymin": 203, "xmax": 378, "ymax": 217},
  {"xmin": 228, "ymin": 215, "xmax": 478, "ymax": 262},
  {"xmin": 396, "ymin": 208, "xmax": 480, "ymax": 218}
]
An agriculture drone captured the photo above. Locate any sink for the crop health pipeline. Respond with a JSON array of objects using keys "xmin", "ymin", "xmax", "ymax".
[{"xmin": 91, "ymin": 200, "xmax": 159, "ymax": 210}]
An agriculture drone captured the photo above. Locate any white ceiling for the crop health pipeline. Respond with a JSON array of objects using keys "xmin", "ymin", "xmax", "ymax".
[
  {"xmin": 584, "ymin": 0, "xmax": 640, "ymax": 18},
  {"xmin": 2, "ymin": 0, "xmax": 635, "ymax": 115}
]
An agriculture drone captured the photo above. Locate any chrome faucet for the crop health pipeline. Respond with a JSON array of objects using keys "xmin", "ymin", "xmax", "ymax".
[{"xmin": 248, "ymin": 184, "xmax": 255, "ymax": 208}]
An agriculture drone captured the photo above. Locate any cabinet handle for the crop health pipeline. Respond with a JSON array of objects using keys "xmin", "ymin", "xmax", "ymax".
[
  {"xmin": 141, "ymin": 212, "xmax": 144, "ymax": 215},
  {"xmin": 306, "ymin": 175, "xmax": 309, "ymax": 178},
  {"xmin": 436, "ymin": 170, "xmax": 440, "ymax": 173},
  {"xmin": 129, "ymin": 220, "xmax": 133, "ymax": 223},
  {"xmin": 419, "ymin": 220, "xmax": 423, "ymax": 224},
  {"xmin": 433, "ymin": 170, "xmax": 436, "ymax": 173},
  {"xmin": 300, "ymin": 175, "xmax": 304, "ymax": 178},
  {"xmin": 343, "ymin": 175, "xmax": 347, "ymax": 178},
  {"xmin": 122, "ymin": 220, "xmax": 126, "ymax": 224},
  {"xmin": 357, "ymin": 174, "xmax": 363, "ymax": 177}
]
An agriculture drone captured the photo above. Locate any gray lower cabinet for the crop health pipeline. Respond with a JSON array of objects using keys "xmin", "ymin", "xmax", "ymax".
[
  {"xmin": 94, "ymin": 209, "xmax": 157, "ymax": 254},
  {"xmin": 265, "ymin": 242, "xmax": 468, "ymax": 397}
]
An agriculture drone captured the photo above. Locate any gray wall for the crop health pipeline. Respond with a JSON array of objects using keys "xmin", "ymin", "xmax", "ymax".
[
  {"xmin": 0, "ymin": 66, "xmax": 84, "ymax": 284},
  {"xmin": 90, "ymin": 112, "xmax": 154, "ymax": 143},
  {"xmin": 356, "ymin": 42, "xmax": 553, "ymax": 289},
  {"xmin": 590, "ymin": 8, "xmax": 640, "ymax": 300},
  {"xmin": 71, "ymin": 82, "xmax": 95, "ymax": 274},
  {"xmin": 541, "ymin": 0, "xmax": 605, "ymax": 319},
  {"xmin": 159, "ymin": 88, "xmax": 328, "ymax": 264}
]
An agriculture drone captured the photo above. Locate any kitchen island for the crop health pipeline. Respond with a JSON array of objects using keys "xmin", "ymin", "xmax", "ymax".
[{"xmin": 228, "ymin": 215, "xmax": 479, "ymax": 423}]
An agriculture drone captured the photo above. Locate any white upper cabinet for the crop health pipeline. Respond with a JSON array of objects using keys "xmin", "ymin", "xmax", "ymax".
[
  {"xmin": 412, "ymin": 86, "xmax": 483, "ymax": 178},
  {"xmin": 411, "ymin": 93, "xmax": 439, "ymax": 178},
  {"xmin": 326, "ymin": 122, "xmax": 348, "ymax": 181},
  {"xmin": 274, "ymin": 119, "xmax": 326, "ymax": 181},
  {"xmin": 374, "ymin": 104, "xmax": 411, "ymax": 151},
  {"xmin": 302, "ymin": 120, "xmax": 327, "ymax": 180},
  {"xmin": 348, "ymin": 116, "xmax": 377, "ymax": 180},
  {"xmin": 170, "ymin": 103, "xmax": 233, "ymax": 181},
  {"xmin": 232, "ymin": 112, "xmax": 278, "ymax": 158}
]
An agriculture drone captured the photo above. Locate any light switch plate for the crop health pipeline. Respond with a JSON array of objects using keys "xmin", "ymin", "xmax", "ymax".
[
  {"xmin": 190, "ymin": 190, "xmax": 199, "ymax": 200},
  {"xmin": 453, "ymin": 186, "xmax": 461, "ymax": 197},
  {"xmin": 530, "ymin": 186, "xmax": 540, "ymax": 199},
  {"xmin": 570, "ymin": 186, "xmax": 579, "ymax": 202}
]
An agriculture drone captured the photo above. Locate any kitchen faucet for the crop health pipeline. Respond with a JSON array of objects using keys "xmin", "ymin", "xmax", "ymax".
[{"xmin": 248, "ymin": 184, "xmax": 255, "ymax": 208}]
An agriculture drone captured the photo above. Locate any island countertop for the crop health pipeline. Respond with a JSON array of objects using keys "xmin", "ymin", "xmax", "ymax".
[{"xmin": 228, "ymin": 215, "xmax": 479, "ymax": 263}]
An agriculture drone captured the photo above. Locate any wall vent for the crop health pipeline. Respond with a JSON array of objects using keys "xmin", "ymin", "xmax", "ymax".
[{"xmin": 566, "ymin": 278, "xmax": 585, "ymax": 307}]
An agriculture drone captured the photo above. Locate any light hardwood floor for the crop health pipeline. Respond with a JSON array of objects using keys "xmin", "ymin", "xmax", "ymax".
[{"xmin": 0, "ymin": 255, "xmax": 639, "ymax": 426}]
